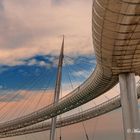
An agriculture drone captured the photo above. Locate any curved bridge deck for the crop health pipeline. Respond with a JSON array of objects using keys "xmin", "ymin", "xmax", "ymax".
[{"xmin": 0, "ymin": 0, "xmax": 139, "ymax": 134}]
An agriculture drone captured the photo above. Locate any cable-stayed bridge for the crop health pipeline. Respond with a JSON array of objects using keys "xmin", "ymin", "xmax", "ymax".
[{"xmin": 0, "ymin": 0, "xmax": 140, "ymax": 140}]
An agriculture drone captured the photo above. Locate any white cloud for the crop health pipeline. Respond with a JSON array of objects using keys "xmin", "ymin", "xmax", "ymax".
[
  {"xmin": 27, "ymin": 59, "xmax": 37, "ymax": 66},
  {"xmin": 72, "ymin": 70, "xmax": 92, "ymax": 79},
  {"xmin": 0, "ymin": 0, "xmax": 94, "ymax": 66}
]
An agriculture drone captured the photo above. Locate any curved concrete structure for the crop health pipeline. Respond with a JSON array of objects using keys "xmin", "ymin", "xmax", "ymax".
[
  {"xmin": 0, "ymin": 66, "xmax": 118, "ymax": 133},
  {"xmin": 92, "ymin": 0, "xmax": 140, "ymax": 75},
  {"xmin": 0, "ymin": 95, "xmax": 122, "ymax": 138},
  {"xmin": 1, "ymin": 85, "xmax": 140, "ymax": 138},
  {"xmin": 0, "ymin": 0, "xmax": 139, "ymax": 133}
]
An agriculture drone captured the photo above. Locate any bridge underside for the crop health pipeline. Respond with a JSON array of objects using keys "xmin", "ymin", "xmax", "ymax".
[
  {"xmin": 1, "ymin": 84, "xmax": 140, "ymax": 138},
  {"xmin": 93, "ymin": 0, "xmax": 140, "ymax": 75},
  {"xmin": 0, "ymin": 0, "xmax": 139, "ymax": 135}
]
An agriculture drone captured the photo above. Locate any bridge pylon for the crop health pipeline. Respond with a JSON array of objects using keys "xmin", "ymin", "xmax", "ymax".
[{"xmin": 50, "ymin": 36, "xmax": 64, "ymax": 140}]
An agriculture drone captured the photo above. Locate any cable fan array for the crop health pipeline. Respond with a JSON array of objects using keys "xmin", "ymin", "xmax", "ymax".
[{"xmin": 0, "ymin": 54, "xmax": 96, "ymax": 139}]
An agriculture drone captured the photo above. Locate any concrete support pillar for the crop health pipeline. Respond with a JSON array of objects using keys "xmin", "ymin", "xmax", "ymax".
[{"xmin": 119, "ymin": 73, "xmax": 140, "ymax": 140}]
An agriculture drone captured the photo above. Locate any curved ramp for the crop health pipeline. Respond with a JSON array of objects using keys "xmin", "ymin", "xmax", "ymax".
[
  {"xmin": 1, "ymin": 84, "xmax": 140, "ymax": 138},
  {"xmin": 0, "ymin": 0, "xmax": 140, "ymax": 133},
  {"xmin": 0, "ymin": 66, "xmax": 118, "ymax": 133}
]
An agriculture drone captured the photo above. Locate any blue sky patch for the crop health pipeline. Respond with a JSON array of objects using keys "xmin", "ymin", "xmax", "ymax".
[{"xmin": 0, "ymin": 54, "xmax": 96, "ymax": 93}]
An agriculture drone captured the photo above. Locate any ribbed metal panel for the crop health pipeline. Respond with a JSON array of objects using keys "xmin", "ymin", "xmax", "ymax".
[{"xmin": 93, "ymin": 0, "xmax": 140, "ymax": 75}]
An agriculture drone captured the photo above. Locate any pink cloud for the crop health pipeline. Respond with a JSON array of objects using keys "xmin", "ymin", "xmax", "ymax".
[{"xmin": 0, "ymin": 0, "xmax": 93, "ymax": 66}]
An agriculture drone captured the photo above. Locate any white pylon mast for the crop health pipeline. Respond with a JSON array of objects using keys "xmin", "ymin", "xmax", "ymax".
[{"xmin": 50, "ymin": 36, "xmax": 64, "ymax": 140}]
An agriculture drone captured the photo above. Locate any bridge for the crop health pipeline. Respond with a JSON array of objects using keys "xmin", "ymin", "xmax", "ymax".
[{"xmin": 0, "ymin": 0, "xmax": 140, "ymax": 140}]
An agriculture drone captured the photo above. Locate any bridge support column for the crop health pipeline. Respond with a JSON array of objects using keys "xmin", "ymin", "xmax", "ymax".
[{"xmin": 119, "ymin": 73, "xmax": 140, "ymax": 140}]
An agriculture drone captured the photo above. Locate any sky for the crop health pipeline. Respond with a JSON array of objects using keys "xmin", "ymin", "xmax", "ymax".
[
  {"xmin": 0, "ymin": 0, "xmax": 140, "ymax": 140},
  {"xmin": 0, "ymin": 0, "xmax": 94, "ymax": 111},
  {"xmin": 0, "ymin": 0, "xmax": 93, "ymax": 66}
]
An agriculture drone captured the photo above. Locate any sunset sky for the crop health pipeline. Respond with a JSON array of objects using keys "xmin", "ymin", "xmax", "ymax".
[{"xmin": 0, "ymin": 0, "xmax": 140, "ymax": 140}]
